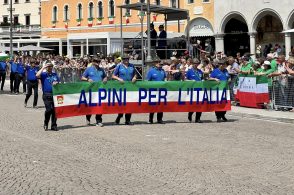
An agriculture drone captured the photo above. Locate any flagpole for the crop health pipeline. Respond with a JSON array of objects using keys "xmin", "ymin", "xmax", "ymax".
[
  {"xmin": 9, "ymin": 0, "xmax": 13, "ymax": 59},
  {"xmin": 146, "ymin": 0, "xmax": 152, "ymax": 62}
]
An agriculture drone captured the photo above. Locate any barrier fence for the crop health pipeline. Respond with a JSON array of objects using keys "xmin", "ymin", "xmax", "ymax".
[{"xmin": 272, "ymin": 76, "xmax": 294, "ymax": 110}]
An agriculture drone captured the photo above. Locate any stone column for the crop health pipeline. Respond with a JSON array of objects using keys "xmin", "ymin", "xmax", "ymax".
[
  {"xmin": 285, "ymin": 33, "xmax": 291, "ymax": 58},
  {"xmin": 249, "ymin": 32, "xmax": 256, "ymax": 60},
  {"xmin": 215, "ymin": 34, "xmax": 224, "ymax": 53},
  {"xmin": 59, "ymin": 39, "xmax": 63, "ymax": 56}
]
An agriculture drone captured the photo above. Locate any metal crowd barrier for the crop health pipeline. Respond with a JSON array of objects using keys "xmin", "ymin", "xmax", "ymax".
[{"xmin": 272, "ymin": 76, "xmax": 294, "ymax": 110}]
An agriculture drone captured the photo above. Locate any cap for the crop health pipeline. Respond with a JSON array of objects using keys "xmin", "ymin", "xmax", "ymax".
[
  {"xmin": 267, "ymin": 53, "xmax": 274, "ymax": 59},
  {"xmin": 153, "ymin": 56, "xmax": 161, "ymax": 63},
  {"xmin": 46, "ymin": 62, "xmax": 53, "ymax": 67},
  {"xmin": 192, "ymin": 58, "xmax": 200, "ymax": 64},
  {"xmin": 264, "ymin": 61, "xmax": 271, "ymax": 66}
]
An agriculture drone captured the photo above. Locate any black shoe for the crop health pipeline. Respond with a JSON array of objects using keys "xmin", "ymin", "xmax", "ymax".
[
  {"xmin": 188, "ymin": 115, "xmax": 192, "ymax": 123},
  {"xmin": 147, "ymin": 120, "xmax": 153, "ymax": 124},
  {"xmin": 222, "ymin": 117, "xmax": 228, "ymax": 122},
  {"xmin": 115, "ymin": 117, "xmax": 120, "ymax": 125},
  {"xmin": 217, "ymin": 118, "xmax": 222, "ymax": 123},
  {"xmin": 51, "ymin": 126, "xmax": 58, "ymax": 131},
  {"xmin": 125, "ymin": 121, "xmax": 134, "ymax": 125},
  {"xmin": 195, "ymin": 120, "xmax": 203, "ymax": 123},
  {"xmin": 43, "ymin": 125, "xmax": 48, "ymax": 131},
  {"xmin": 157, "ymin": 120, "xmax": 165, "ymax": 124}
]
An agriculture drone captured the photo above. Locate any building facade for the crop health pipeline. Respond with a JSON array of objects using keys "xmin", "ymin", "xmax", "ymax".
[
  {"xmin": 214, "ymin": 0, "xmax": 294, "ymax": 57},
  {"xmin": 0, "ymin": 0, "xmax": 41, "ymax": 45},
  {"xmin": 40, "ymin": 0, "xmax": 187, "ymax": 57}
]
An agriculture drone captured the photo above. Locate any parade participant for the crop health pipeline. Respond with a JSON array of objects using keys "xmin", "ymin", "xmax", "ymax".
[
  {"xmin": 10, "ymin": 57, "xmax": 18, "ymax": 94},
  {"xmin": 186, "ymin": 59, "xmax": 204, "ymax": 123},
  {"xmin": 15, "ymin": 59, "xmax": 26, "ymax": 95},
  {"xmin": 81, "ymin": 58, "xmax": 107, "ymax": 127},
  {"xmin": 36, "ymin": 62, "xmax": 60, "ymax": 131},
  {"xmin": 24, "ymin": 60, "xmax": 39, "ymax": 108},
  {"xmin": 0, "ymin": 58, "xmax": 8, "ymax": 91},
  {"xmin": 209, "ymin": 59, "xmax": 230, "ymax": 122},
  {"xmin": 146, "ymin": 59, "xmax": 166, "ymax": 124},
  {"xmin": 157, "ymin": 24, "xmax": 167, "ymax": 59},
  {"xmin": 112, "ymin": 56, "xmax": 137, "ymax": 125}
]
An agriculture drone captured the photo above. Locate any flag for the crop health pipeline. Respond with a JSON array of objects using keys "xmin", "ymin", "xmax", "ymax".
[
  {"xmin": 88, "ymin": 18, "xmax": 93, "ymax": 27},
  {"xmin": 53, "ymin": 81, "xmax": 231, "ymax": 118},
  {"xmin": 77, "ymin": 20, "xmax": 81, "ymax": 26},
  {"xmin": 52, "ymin": 22, "xmax": 56, "ymax": 28},
  {"xmin": 152, "ymin": 14, "xmax": 157, "ymax": 22},
  {"xmin": 235, "ymin": 75, "xmax": 269, "ymax": 108},
  {"xmin": 64, "ymin": 21, "xmax": 68, "ymax": 29},
  {"xmin": 97, "ymin": 18, "xmax": 102, "ymax": 25},
  {"xmin": 126, "ymin": 16, "xmax": 129, "ymax": 24},
  {"xmin": 109, "ymin": 17, "xmax": 114, "ymax": 24}
]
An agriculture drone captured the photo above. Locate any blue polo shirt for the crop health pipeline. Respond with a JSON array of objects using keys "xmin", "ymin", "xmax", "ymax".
[
  {"xmin": 0, "ymin": 61, "xmax": 7, "ymax": 72},
  {"xmin": 113, "ymin": 63, "xmax": 135, "ymax": 81},
  {"xmin": 210, "ymin": 68, "xmax": 230, "ymax": 81},
  {"xmin": 186, "ymin": 68, "xmax": 203, "ymax": 81},
  {"xmin": 26, "ymin": 66, "xmax": 39, "ymax": 81},
  {"xmin": 82, "ymin": 66, "xmax": 106, "ymax": 82},
  {"xmin": 17, "ymin": 63, "xmax": 26, "ymax": 75},
  {"xmin": 146, "ymin": 67, "xmax": 166, "ymax": 81},
  {"xmin": 10, "ymin": 61, "xmax": 18, "ymax": 73},
  {"xmin": 40, "ymin": 72, "xmax": 60, "ymax": 93}
]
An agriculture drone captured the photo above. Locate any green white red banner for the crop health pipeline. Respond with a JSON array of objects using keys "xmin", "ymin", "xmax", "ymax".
[
  {"xmin": 53, "ymin": 81, "xmax": 231, "ymax": 118},
  {"xmin": 235, "ymin": 75, "xmax": 269, "ymax": 108}
]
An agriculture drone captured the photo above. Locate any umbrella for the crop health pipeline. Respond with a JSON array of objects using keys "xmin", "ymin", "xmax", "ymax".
[
  {"xmin": 0, "ymin": 46, "xmax": 19, "ymax": 52},
  {"xmin": 18, "ymin": 45, "xmax": 53, "ymax": 51},
  {"xmin": 0, "ymin": 52, "xmax": 9, "ymax": 61}
]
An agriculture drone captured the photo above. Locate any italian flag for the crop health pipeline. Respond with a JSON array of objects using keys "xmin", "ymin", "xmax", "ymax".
[
  {"xmin": 53, "ymin": 81, "xmax": 231, "ymax": 118},
  {"xmin": 235, "ymin": 75, "xmax": 269, "ymax": 108},
  {"xmin": 64, "ymin": 22, "xmax": 68, "ymax": 29},
  {"xmin": 125, "ymin": 16, "xmax": 130, "ymax": 24},
  {"xmin": 153, "ymin": 14, "xmax": 157, "ymax": 22},
  {"xmin": 52, "ymin": 22, "xmax": 56, "ymax": 28},
  {"xmin": 88, "ymin": 19, "xmax": 93, "ymax": 27},
  {"xmin": 108, "ymin": 16, "xmax": 114, "ymax": 24},
  {"xmin": 77, "ymin": 19, "xmax": 81, "ymax": 26},
  {"xmin": 97, "ymin": 18, "xmax": 102, "ymax": 25}
]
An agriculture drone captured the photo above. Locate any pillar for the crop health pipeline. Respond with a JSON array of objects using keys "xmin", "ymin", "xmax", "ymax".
[
  {"xmin": 249, "ymin": 32, "xmax": 256, "ymax": 60},
  {"xmin": 86, "ymin": 38, "xmax": 89, "ymax": 55},
  {"xmin": 59, "ymin": 39, "xmax": 63, "ymax": 56},
  {"xmin": 215, "ymin": 34, "xmax": 224, "ymax": 53},
  {"xmin": 285, "ymin": 33, "xmax": 291, "ymax": 58},
  {"xmin": 80, "ymin": 41, "xmax": 84, "ymax": 57},
  {"xmin": 67, "ymin": 39, "xmax": 73, "ymax": 58}
]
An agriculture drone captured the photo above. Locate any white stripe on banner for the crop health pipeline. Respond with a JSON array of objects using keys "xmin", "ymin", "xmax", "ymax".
[
  {"xmin": 238, "ymin": 77, "xmax": 268, "ymax": 93},
  {"xmin": 54, "ymin": 90, "xmax": 231, "ymax": 108}
]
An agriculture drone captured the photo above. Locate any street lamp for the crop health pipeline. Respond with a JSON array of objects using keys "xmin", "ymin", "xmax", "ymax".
[
  {"xmin": 8, "ymin": 0, "xmax": 15, "ymax": 59},
  {"xmin": 146, "ymin": 0, "xmax": 152, "ymax": 62}
]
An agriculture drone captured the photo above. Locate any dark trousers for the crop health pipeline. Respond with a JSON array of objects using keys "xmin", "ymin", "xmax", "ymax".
[
  {"xmin": 188, "ymin": 112, "xmax": 202, "ymax": 121},
  {"xmin": 15, "ymin": 74, "xmax": 26, "ymax": 93},
  {"xmin": 10, "ymin": 72, "xmax": 16, "ymax": 93},
  {"xmin": 86, "ymin": 115, "xmax": 102, "ymax": 123},
  {"xmin": 42, "ymin": 93, "xmax": 57, "ymax": 127},
  {"xmin": 25, "ymin": 80, "xmax": 38, "ymax": 106},
  {"xmin": 116, "ymin": 113, "xmax": 132, "ymax": 123},
  {"xmin": 0, "ymin": 71, "xmax": 6, "ymax": 90},
  {"xmin": 215, "ymin": 111, "xmax": 227, "ymax": 119},
  {"xmin": 149, "ymin": 112, "xmax": 163, "ymax": 122}
]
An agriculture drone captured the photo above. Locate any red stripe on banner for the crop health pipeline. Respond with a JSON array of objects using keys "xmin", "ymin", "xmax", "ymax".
[
  {"xmin": 55, "ymin": 101, "xmax": 231, "ymax": 118},
  {"xmin": 237, "ymin": 91, "xmax": 269, "ymax": 108}
]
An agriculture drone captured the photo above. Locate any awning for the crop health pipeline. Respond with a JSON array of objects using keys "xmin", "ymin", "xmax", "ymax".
[
  {"xmin": 188, "ymin": 18, "xmax": 214, "ymax": 37},
  {"xmin": 282, "ymin": 29, "xmax": 294, "ymax": 33}
]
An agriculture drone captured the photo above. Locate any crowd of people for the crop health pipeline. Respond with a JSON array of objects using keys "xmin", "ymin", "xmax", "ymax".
[{"xmin": 0, "ymin": 44, "xmax": 294, "ymax": 131}]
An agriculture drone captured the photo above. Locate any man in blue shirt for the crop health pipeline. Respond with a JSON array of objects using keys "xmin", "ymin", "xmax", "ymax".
[
  {"xmin": 112, "ymin": 56, "xmax": 137, "ymax": 125},
  {"xmin": 0, "ymin": 59, "xmax": 8, "ymax": 91},
  {"xmin": 209, "ymin": 59, "xmax": 230, "ymax": 122},
  {"xmin": 186, "ymin": 58, "xmax": 204, "ymax": 123},
  {"xmin": 81, "ymin": 58, "xmax": 107, "ymax": 127},
  {"xmin": 24, "ymin": 60, "xmax": 39, "ymax": 108},
  {"xmin": 15, "ymin": 60, "xmax": 26, "ymax": 95},
  {"xmin": 146, "ymin": 59, "xmax": 166, "ymax": 124},
  {"xmin": 10, "ymin": 59, "xmax": 18, "ymax": 93},
  {"xmin": 36, "ymin": 62, "xmax": 60, "ymax": 131}
]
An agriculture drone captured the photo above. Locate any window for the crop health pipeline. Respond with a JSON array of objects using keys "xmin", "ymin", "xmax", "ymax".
[
  {"xmin": 25, "ymin": 15, "xmax": 30, "ymax": 25},
  {"xmin": 170, "ymin": 0, "xmax": 177, "ymax": 8},
  {"xmin": 13, "ymin": 16, "xmax": 19, "ymax": 25},
  {"xmin": 109, "ymin": 0, "xmax": 114, "ymax": 17},
  {"xmin": 139, "ymin": 0, "xmax": 145, "ymax": 3},
  {"xmin": 64, "ymin": 5, "xmax": 69, "ymax": 21},
  {"xmin": 188, "ymin": 0, "xmax": 194, "ymax": 3},
  {"xmin": 155, "ymin": 0, "xmax": 160, "ymax": 5},
  {"xmin": 125, "ymin": 0, "xmax": 130, "ymax": 16},
  {"xmin": 3, "ymin": 16, "xmax": 8, "ymax": 24},
  {"xmin": 98, "ymin": 1, "xmax": 103, "ymax": 18},
  {"xmin": 77, "ymin": 3, "xmax": 82, "ymax": 19},
  {"xmin": 52, "ymin": 6, "xmax": 58, "ymax": 22},
  {"xmin": 4, "ymin": 0, "xmax": 8, "ymax": 4},
  {"xmin": 25, "ymin": 0, "xmax": 30, "ymax": 2},
  {"xmin": 203, "ymin": 0, "xmax": 210, "ymax": 2},
  {"xmin": 14, "ymin": 0, "xmax": 18, "ymax": 3},
  {"xmin": 88, "ymin": 2, "xmax": 94, "ymax": 18}
]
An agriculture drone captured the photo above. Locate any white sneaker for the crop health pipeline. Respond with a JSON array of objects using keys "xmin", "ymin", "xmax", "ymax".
[{"xmin": 96, "ymin": 122, "xmax": 104, "ymax": 127}]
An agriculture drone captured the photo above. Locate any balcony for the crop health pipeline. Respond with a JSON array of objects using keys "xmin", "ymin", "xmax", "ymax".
[{"xmin": 0, "ymin": 25, "xmax": 41, "ymax": 33}]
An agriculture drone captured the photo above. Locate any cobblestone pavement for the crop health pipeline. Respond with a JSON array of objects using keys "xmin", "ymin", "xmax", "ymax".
[{"xmin": 1, "ymin": 90, "xmax": 294, "ymax": 195}]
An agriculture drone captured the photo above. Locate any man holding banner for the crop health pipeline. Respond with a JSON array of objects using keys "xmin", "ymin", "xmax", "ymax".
[
  {"xmin": 112, "ymin": 56, "xmax": 137, "ymax": 125},
  {"xmin": 186, "ymin": 58, "xmax": 204, "ymax": 123},
  {"xmin": 81, "ymin": 58, "xmax": 107, "ymax": 127},
  {"xmin": 146, "ymin": 59, "xmax": 166, "ymax": 124},
  {"xmin": 209, "ymin": 59, "xmax": 230, "ymax": 122}
]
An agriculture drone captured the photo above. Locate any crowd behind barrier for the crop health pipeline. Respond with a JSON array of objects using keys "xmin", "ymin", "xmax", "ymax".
[{"xmin": 1, "ymin": 43, "xmax": 294, "ymax": 112}]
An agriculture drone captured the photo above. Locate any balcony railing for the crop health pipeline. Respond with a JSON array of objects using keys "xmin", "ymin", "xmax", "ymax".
[{"xmin": 0, "ymin": 25, "xmax": 41, "ymax": 34}]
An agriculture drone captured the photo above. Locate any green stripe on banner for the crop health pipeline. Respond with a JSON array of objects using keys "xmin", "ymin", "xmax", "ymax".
[
  {"xmin": 238, "ymin": 74, "xmax": 268, "ymax": 84},
  {"xmin": 53, "ymin": 81, "xmax": 228, "ymax": 95}
]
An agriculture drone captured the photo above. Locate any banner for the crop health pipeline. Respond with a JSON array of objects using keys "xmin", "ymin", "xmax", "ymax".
[
  {"xmin": 235, "ymin": 75, "xmax": 269, "ymax": 108},
  {"xmin": 53, "ymin": 81, "xmax": 231, "ymax": 118}
]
